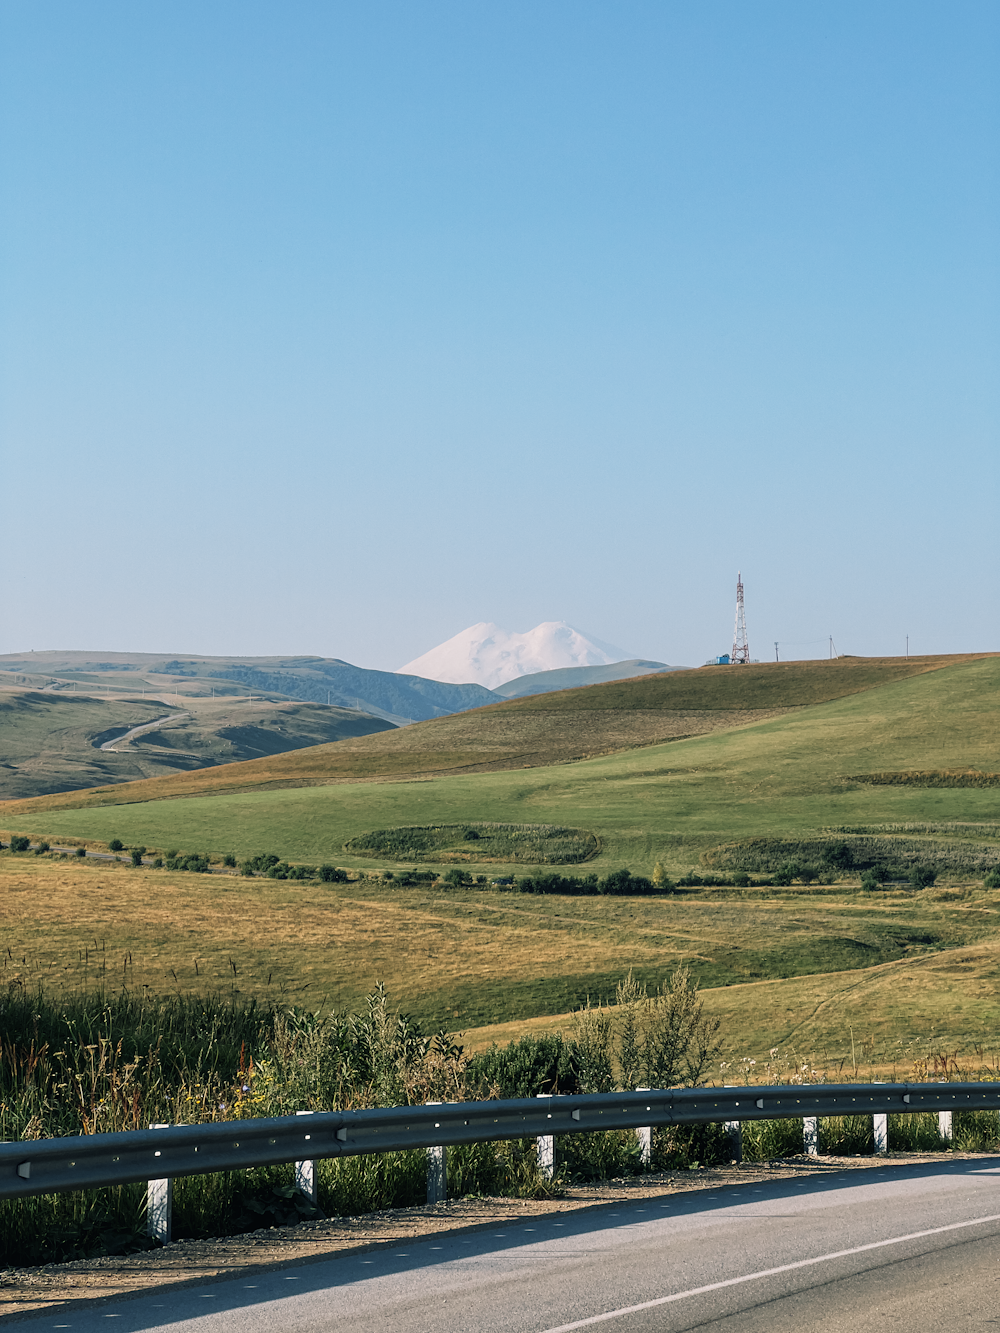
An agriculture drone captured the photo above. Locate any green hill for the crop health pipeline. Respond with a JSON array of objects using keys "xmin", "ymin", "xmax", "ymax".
[
  {"xmin": 3, "ymin": 653, "xmax": 997, "ymax": 882},
  {"xmin": 0, "ymin": 690, "xmax": 393, "ymax": 800}
]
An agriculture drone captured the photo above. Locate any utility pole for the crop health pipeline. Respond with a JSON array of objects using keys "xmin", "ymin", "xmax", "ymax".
[
  {"xmin": 774, "ymin": 642, "xmax": 779, "ymax": 662},
  {"xmin": 906, "ymin": 635, "xmax": 909, "ymax": 658},
  {"xmin": 731, "ymin": 572, "xmax": 751, "ymax": 664}
]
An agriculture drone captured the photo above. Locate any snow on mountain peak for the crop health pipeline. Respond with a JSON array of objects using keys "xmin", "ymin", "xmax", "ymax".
[{"xmin": 396, "ymin": 621, "xmax": 634, "ymax": 690}]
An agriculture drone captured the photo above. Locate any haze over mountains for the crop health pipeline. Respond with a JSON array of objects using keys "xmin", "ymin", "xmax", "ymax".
[
  {"xmin": 396, "ymin": 621, "xmax": 641, "ymax": 690},
  {"xmin": 0, "ymin": 652, "xmax": 496, "ymax": 726}
]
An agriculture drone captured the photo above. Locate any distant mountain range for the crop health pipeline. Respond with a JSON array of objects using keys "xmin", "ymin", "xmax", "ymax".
[
  {"xmin": 396, "ymin": 621, "xmax": 637, "ymax": 690},
  {"xmin": 0, "ymin": 652, "xmax": 497, "ymax": 726},
  {"xmin": 0, "ymin": 636, "xmax": 689, "ymax": 738}
]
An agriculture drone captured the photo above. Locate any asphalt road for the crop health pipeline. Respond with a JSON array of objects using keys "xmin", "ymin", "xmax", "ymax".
[
  {"xmin": 17, "ymin": 1157, "xmax": 1000, "ymax": 1333},
  {"xmin": 99, "ymin": 714, "xmax": 189, "ymax": 752}
]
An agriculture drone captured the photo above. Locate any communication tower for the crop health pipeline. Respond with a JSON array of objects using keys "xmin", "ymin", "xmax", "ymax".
[{"xmin": 731, "ymin": 571, "xmax": 750, "ymax": 665}]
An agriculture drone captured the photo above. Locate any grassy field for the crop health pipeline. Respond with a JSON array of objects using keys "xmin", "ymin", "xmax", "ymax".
[
  {"xmin": 3, "ymin": 852, "xmax": 1000, "ymax": 1067},
  {"xmin": 3, "ymin": 652, "xmax": 999, "ymax": 1056},
  {"xmin": 5, "ymin": 655, "xmax": 999, "ymax": 880},
  {"xmin": 0, "ymin": 689, "xmax": 392, "ymax": 800}
]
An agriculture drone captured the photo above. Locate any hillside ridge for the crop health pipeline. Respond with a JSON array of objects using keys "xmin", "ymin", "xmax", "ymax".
[{"xmin": 2, "ymin": 653, "xmax": 989, "ymax": 816}]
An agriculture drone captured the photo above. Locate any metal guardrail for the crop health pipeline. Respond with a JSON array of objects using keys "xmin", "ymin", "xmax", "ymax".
[{"xmin": 3, "ymin": 1081, "xmax": 1000, "ymax": 1202}]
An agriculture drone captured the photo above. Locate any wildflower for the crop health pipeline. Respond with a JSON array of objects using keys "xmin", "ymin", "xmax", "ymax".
[{"xmin": 769, "ymin": 1048, "xmax": 779, "ymax": 1058}]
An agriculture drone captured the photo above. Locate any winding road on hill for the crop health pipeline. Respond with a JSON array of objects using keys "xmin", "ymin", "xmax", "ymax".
[
  {"xmin": 98, "ymin": 714, "xmax": 188, "ymax": 752},
  {"xmin": 19, "ymin": 1157, "xmax": 1000, "ymax": 1332}
]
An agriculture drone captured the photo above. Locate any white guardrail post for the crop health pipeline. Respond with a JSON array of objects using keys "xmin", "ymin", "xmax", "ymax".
[
  {"xmin": 723, "ymin": 1087, "xmax": 742, "ymax": 1163},
  {"xmin": 294, "ymin": 1110, "xmax": 317, "ymax": 1204},
  {"xmin": 536, "ymin": 1094, "xmax": 555, "ymax": 1179},
  {"xmin": 937, "ymin": 1081, "xmax": 953, "ymax": 1145},
  {"xmin": 873, "ymin": 1082, "xmax": 888, "ymax": 1153},
  {"xmin": 146, "ymin": 1123, "xmax": 172, "ymax": 1243},
  {"xmin": 426, "ymin": 1102, "xmax": 447, "ymax": 1204},
  {"xmin": 635, "ymin": 1089, "xmax": 652, "ymax": 1167}
]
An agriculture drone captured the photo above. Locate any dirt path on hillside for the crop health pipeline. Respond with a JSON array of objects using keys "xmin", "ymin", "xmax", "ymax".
[{"xmin": 1, "ymin": 1151, "xmax": 984, "ymax": 1322}]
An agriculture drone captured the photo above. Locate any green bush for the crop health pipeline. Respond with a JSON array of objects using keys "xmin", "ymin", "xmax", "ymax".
[
  {"xmin": 466, "ymin": 1035, "xmax": 581, "ymax": 1099},
  {"xmin": 319, "ymin": 865, "xmax": 348, "ymax": 883},
  {"xmin": 9, "ymin": 835, "xmax": 30, "ymax": 852},
  {"xmin": 165, "ymin": 854, "xmax": 210, "ymax": 873},
  {"xmin": 76, "ymin": 846, "xmax": 87, "ymax": 858},
  {"xmin": 130, "ymin": 847, "xmax": 146, "ymax": 867},
  {"xmin": 109, "ymin": 839, "xmax": 125, "ymax": 853},
  {"xmin": 985, "ymin": 869, "xmax": 1000, "ymax": 889},
  {"xmin": 223, "ymin": 853, "xmax": 237, "ymax": 868}
]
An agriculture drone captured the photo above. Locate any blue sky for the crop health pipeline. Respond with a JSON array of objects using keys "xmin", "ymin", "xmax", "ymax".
[{"xmin": 2, "ymin": 1, "xmax": 996, "ymax": 669}]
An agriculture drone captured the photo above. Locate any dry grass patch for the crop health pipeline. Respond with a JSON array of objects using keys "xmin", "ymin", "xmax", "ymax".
[{"xmin": 4, "ymin": 854, "xmax": 1000, "ymax": 1035}]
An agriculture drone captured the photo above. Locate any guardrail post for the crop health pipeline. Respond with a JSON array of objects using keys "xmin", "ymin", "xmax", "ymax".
[
  {"xmin": 635, "ymin": 1088, "xmax": 652, "ymax": 1168},
  {"xmin": 803, "ymin": 1115, "xmax": 819, "ymax": 1156},
  {"xmin": 936, "ymin": 1082, "xmax": 953, "ymax": 1145},
  {"xmin": 536, "ymin": 1094, "xmax": 555, "ymax": 1179},
  {"xmin": 146, "ymin": 1123, "xmax": 172, "ymax": 1243},
  {"xmin": 723, "ymin": 1087, "xmax": 742, "ymax": 1163},
  {"xmin": 871, "ymin": 1081, "xmax": 888, "ymax": 1154},
  {"xmin": 294, "ymin": 1110, "xmax": 317, "ymax": 1204},
  {"xmin": 873, "ymin": 1112, "xmax": 888, "ymax": 1153},
  {"xmin": 425, "ymin": 1102, "xmax": 447, "ymax": 1204}
]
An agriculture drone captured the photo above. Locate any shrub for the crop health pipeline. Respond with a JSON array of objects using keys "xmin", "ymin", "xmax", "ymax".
[
  {"xmin": 573, "ymin": 968, "xmax": 721, "ymax": 1091},
  {"xmin": 76, "ymin": 846, "xmax": 87, "ymax": 858},
  {"xmin": 35, "ymin": 842, "xmax": 50, "ymax": 855},
  {"xmin": 166, "ymin": 854, "xmax": 210, "ymax": 874},
  {"xmin": 319, "ymin": 865, "xmax": 348, "ymax": 883},
  {"xmin": 9, "ymin": 836, "xmax": 30, "ymax": 853},
  {"xmin": 152, "ymin": 858, "xmax": 163, "ymax": 869},
  {"xmin": 130, "ymin": 847, "xmax": 146, "ymax": 868},
  {"xmin": 240, "ymin": 853, "xmax": 280, "ymax": 876},
  {"xmin": 223, "ymin": 853, "xmax": 237, "ymax": 868},
  {"xmin": 910, "ymin": 865, "xmax": 937, "ymax": 889},
  {"xmin": 109, "ymin": 839, "xmax": 124, "ymax": 853},
  {"xmin": 985, "ymin": 869, "xmax": 1000, "ymax": 889},
  {"xmin": 467, "ymin": 1035, "xmax": 581, "ymax": 1099},
  {"xmin": 599, "ymin": 869, "xmax": 655, "ymax": 896}
]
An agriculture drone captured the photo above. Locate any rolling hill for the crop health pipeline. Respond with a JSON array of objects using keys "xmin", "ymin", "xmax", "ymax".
[
  {"xmin": 491, "ymin": 659, "xmax": 684, "ymax": 699},
  {"xmin": 0, "ymin": 690, "xmax": 395, "ymax": 800},
  {"xmin": 0, "ymin": 651, "xmax": 499, "ymax": 723},
  {"xmin": 3, "ymin": 653, "xmax": 997, "ymax": 879},
  {"xmin": 3, "ymin": 650, "xmax": 1000, "ymax": 1048}
]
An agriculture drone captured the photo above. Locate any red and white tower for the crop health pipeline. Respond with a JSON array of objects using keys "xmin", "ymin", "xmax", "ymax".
[{"xmin": 731, "ymin": 572, "xmax": 750, "ymax": 664}]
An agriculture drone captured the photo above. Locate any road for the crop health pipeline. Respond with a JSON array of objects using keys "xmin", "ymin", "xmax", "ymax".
[
  {"xmin": 17, "ymin": 1157, "xmax": 1000, "ymax": 1332},
  {"xmin": 99, "ymin": 714, "xmax": 189, "ymax": 752}
]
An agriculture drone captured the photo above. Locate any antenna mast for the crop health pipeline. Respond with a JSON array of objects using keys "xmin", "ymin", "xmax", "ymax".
[{"xmin": 731, "ymin": 571, "xmax": 750, "ymax": 664}]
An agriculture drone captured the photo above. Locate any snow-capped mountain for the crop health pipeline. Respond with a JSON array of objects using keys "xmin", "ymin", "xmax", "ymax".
[{"xmin": 396, "ymin": 621, "xmax": 635, "ymax": 690}]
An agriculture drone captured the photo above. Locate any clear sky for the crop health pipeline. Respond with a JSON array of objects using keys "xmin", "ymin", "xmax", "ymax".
[{"xmin": 2, "ymin": 1, "xmax": 996, "ymax": 670}]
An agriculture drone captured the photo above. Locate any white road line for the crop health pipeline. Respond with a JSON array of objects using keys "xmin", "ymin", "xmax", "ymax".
[{"xmin": 539, "ymin": 1210, "xmax": 1000, "ymax": 1332}]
